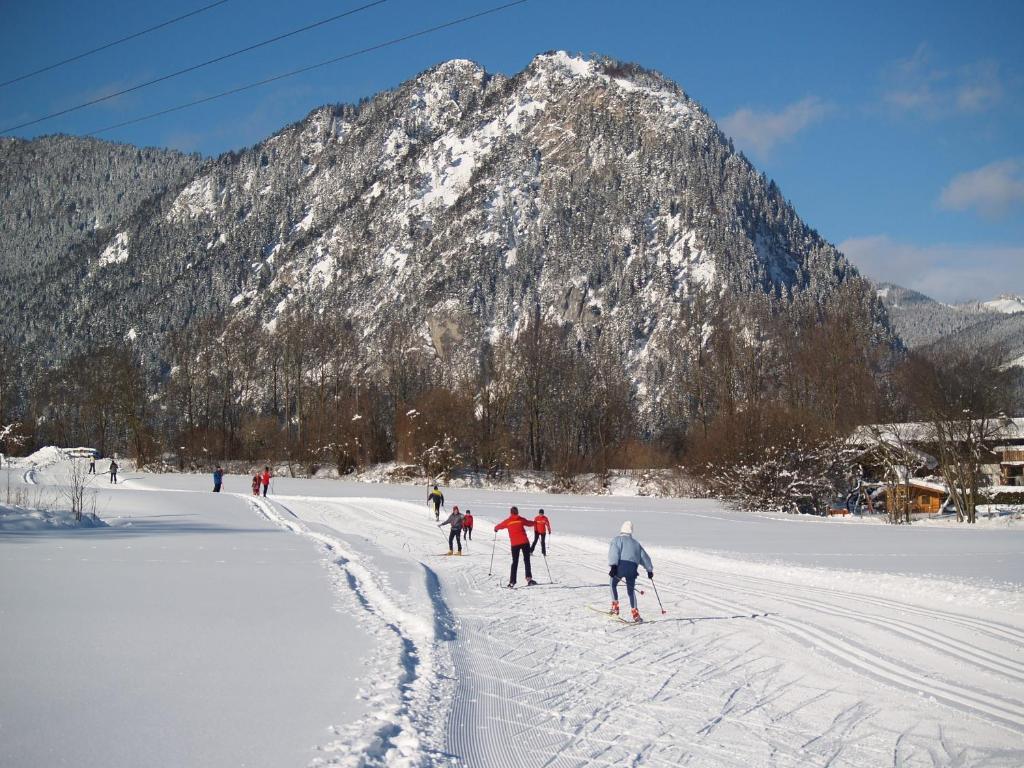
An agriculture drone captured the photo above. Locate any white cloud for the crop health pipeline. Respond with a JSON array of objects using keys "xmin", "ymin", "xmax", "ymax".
[
  {"xmin": 720, "ymin": 96, "xmax": 831, "ymax": 156},
  {"xmin": 839, "ymin": 235, "xmax": 1024, "ymax": 303},
  {"xmin": 939, "ymin": 159, "xmax": 1024, "ymax": 218},
  {"xmin": 882, "ymin": 44, "xmax": 1004, "ymax": 116}
]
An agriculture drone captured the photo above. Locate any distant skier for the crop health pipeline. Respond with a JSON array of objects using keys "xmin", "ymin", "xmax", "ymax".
[
  {"xmin": 427, "ymin": 484, "xmax": 445, "ymax": 521},
  {"xmin": 109, "ymin": 458, "xmax": 119, "ymax": 484},
  {"xmin": 251, "ymin": 473, "xmax": 261, "ymax": 496},
  {"xmin": 608, "ymin": 521, "xmax": 653, "ymax": 623},
  {"xmin": 530, "ymin": 509, "xmax": 551, "ymax": 555},
  {"xmin": 462, "ymin": 509, "xmax": 474, "ymax": 540},
  {"xmin": 261, "ymin": 466, "xmax": 271, "ymax": 497},
  {"xmin": 495, "ymin": 506, "xmax": 536, "ymax": 587},
  {"xmin": 88, "ymin": 455, "xmax": 96, "ymax": 474},
  {"xmin": 213, "ymin": 465, "xmax": 224, "ymax": 493},
  {"xmin": 438, "ymin": 505, "xmax": 465, "ymax": 555}
]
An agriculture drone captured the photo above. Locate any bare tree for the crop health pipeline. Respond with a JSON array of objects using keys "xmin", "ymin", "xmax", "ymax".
[
  {"xmin": 863, "ymin": 423, "xmax": 931, "ymax": 524},
  {"xmin": 63, "ymin": 457, "xmax": 98, "ymax": 522},
  {"xmin": 904, "ymin": 346, "xmax": 1014, "ymax": 523},
  {"xmin": 2, "ymin": 422, "xmax": 24, "ymax": 505}
]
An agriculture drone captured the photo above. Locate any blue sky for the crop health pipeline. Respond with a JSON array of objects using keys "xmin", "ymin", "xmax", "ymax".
[{"xmin": 2, "ymin": 0, "xmax": 1022, "ymax": 301}]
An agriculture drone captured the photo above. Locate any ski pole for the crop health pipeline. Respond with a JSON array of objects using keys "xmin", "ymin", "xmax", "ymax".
[
  {"xmin": 649, "ymin": 577, "xmax": 667, "ymax": 615},
  {"xmin": 487, "ymin": 532, "xmax": 497, "ymax": 576},
  {"xmin": 542, "ymin": 552, "xmax": 553, "ymax": 584}
]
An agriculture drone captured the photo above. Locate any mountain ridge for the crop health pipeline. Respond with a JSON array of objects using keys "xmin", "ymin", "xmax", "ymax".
[{"xmin": 2, "ymin": 51, "xmax": 894, "ymax": 426}]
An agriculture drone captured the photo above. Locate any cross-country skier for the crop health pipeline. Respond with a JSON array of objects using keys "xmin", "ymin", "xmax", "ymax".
[
  {"xmin": 427, "ymin": 484, "xmax": 445, "ymax": 521},
  {"xmin": 530, "ymin": 509, "xmax": 551, "ymax": 555},
  {"xmin": 495, "ymin": 506, "xmax": 536, "ymax": 587},
  {"xmin": 251, "ymin": 473, "xmax": 261, "ymax": 496},
  {"xmin": 608, "ymin": 521, "xmax": 654, "ymax": 623},
  {"xmin": 462, "ymin": 509, "xmax": 474, "ymax": 540},
  {"xmin": 88, "ymin": 455, "xmax": 96, "ymax": 474},
  {"xmin": 261, "ymin": 466, "xmax": 271, "ymax": 497},
  {"xmin": 109, "ymin": 458, "xmax": 119, "ymax": 484},
  {"xmin": 213, "ymin": 465, "xmax": 224, "ymax": 493},
  {"xmin": 438, "ymin": 505, "xmax": 465, "ymax": 555}
]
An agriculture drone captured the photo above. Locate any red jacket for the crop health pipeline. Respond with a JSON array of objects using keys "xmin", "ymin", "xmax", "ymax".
[
  {"xmin": 495, "ymin": 514, "xmax": 534, "ymax": 547},
  {"xmin": 463, "ymin": 513, "xmax": 474, "ymax": 528},
  {"xmin": 261, "ymin": 470, "xmax": 271, "ymax": 485},
  {"xmin": 534, "ymin": 515, "xmax": 550, "ymax": 534}
]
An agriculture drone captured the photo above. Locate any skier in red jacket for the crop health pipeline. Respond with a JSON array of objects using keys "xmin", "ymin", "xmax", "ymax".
[
  {"xmin": 462, "ymin": 510, "xmax": 474, "ymax": 540},
  {"xmin": 494, "ymin": 506, "xmax": 536, "ymax": 587},
  {"xmin": 530, "ymin": 509, "xmax": 551, "ymax": 555}
]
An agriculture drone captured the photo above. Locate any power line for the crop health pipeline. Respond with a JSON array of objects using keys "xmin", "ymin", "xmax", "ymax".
[
  {"xmin": 0, "ymin": 1, "xmax": 231, "ymax": 90},
  {"xmin": 2, "ymin": 0, "xmax": 389, "ymax": 133},
  {"xmin": 85, "ymin": 0, "xmax": 530, "ymax": 138}
]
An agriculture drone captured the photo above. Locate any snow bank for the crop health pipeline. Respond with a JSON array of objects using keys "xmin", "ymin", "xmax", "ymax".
[
  {"xmin": 14, "ymin": 445, "xmax": 68, "ymax": 468},
  {"xmin": 0, "ymin": 504, "xmax": 106, "ymax": 531}
]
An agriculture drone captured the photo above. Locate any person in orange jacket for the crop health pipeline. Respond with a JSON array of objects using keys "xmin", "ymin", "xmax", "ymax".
[
  {"xmin": 494, "ymin": 506, "xmax": 536, "ymax": 588},
  {"xmin": 462, "ymin": 509, "xmax": 474, "ymax": 540},
  {"xmin": 261, "ymin": 466, "xmax": 271, "ymax": 497},
  {"xmin": 530, "ymin": 509, "xmax": 551, "ymax": 555}
]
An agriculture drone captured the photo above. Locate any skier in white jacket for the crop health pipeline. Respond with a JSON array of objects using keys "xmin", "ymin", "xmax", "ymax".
[{"xmin": 608, "ymin": 521, "xmax": 654, "ymax": 623}]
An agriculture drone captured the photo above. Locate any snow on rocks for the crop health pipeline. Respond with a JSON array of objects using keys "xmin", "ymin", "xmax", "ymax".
[{"xmin": 96, "ymin": 231, "xmax": 129, "ymax": 267}]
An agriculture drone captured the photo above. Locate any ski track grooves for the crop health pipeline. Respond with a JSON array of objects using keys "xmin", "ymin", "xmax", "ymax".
[
  {"xmin": 239, "ymin": 491, "xmax": 1023, "ymax": 766},
  {"xmin": 657, "ymin": 562, "xmax": 1024, "ymax": 734},
  {"xmin": 243, "ymin": 494, "xmax": 452, "ymax": 766},
  {"xmin": 539, "ymin": 535, "xmax": 1024, "ymax": 739}
]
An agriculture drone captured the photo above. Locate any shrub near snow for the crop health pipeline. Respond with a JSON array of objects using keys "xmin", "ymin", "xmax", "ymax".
[{"xmin": 699, "ymin": 435, "xmax": 856, "ymax": 515}]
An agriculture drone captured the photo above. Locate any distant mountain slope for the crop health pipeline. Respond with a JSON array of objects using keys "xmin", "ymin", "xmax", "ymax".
[
  {"xmin": 875, "ymin": 282, "xmax": 1024, "ymax": 367},
  {"xmin": 0, "ymin": 136, "xmax": 202, "ymax": 279},
  {"xmin": 3, "ymin": 52, "xmax": 893, "ymax": 419},
  {"xmin": 875, "ymin": 282, "xmax": 990, "ymax": 347}
]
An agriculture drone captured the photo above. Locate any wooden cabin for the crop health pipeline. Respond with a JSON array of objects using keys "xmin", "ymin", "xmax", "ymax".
[
  {"xmin": 997, "ymin": 446, "xmax": 1024, "ymax": 487},
  {"xmin": 876, "ymin": 479, "xmax": 948, "ymax": 515}
]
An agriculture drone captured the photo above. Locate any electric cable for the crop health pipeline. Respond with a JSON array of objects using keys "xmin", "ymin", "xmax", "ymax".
[
  {"xmin": 0, "ymin": 1, "xmax": 231, "ymax": 89},
  {"xmin": 2, "ymin": 0, "xmax": 388, "ymax": 133},
  {"xmin": 84, "ymin": 0, "xmax": 529, "ymax": 137}
]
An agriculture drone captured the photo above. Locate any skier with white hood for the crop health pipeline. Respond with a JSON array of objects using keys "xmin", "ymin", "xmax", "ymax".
[{"xmin": 608, "ymin": 521, "xmax": 654, "ymax": 623}]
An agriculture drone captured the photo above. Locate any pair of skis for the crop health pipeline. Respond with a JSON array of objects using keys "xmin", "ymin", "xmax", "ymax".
[{"xmin": 587, "ymin": 605, "xmax": 647, "ymax": 625}]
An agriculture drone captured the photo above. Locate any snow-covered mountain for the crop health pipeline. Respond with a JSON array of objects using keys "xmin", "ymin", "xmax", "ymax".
[
  {"xmin": 876, "ymin": 282, "xmax": 1024, "ymax": 368},
  {"xmin": 0, "ymin": 135, "xmax": 201, "ymax": 280},
  {"xmin": 975, "ymin": 294, "xmax": 1024, "ymax": 315},
  {"xmin": 2, "ymin": 52, "xmax": 892, "ymax": 414}
]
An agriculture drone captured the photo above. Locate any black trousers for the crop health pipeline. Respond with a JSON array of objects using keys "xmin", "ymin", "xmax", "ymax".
[
  {"xmin": 464, "ymin": 526, "xmax": 472, "ymax": 540},
  {"xmin": 448, "ymin": 528, "xmax": 462, "ymax": 552},
  {"xmin": 530, "ymin": 532, "xmax": 547, "ymax": 556},
  {"xmin": 611, "ymin": 576, "xmax": 638, "ymax": 608},
  {"xmin": 510, "ymin": 544, "xmax": 532, "ymax": 584}
]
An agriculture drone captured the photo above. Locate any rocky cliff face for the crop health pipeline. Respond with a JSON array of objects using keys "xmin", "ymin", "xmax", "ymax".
[{"xmin": 2, "ymin": 52, "xmax": 893, "ymax": 417}]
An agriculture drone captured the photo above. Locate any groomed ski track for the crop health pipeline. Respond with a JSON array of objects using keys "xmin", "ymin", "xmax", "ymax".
[{"xmin": 247, "ymin": 492, "xmax": 1024, "ymax": 768}]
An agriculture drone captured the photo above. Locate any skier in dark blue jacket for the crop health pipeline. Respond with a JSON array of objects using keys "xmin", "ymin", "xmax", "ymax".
[
  {"xmin": 213, "ymin": 466, "xmax": 224, "ymax": 493},
  {"xmin": 608, "ymin": 521, "xmax": 653, "ymax": 623}
]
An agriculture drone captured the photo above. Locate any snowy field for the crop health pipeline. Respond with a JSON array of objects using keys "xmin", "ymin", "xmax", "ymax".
[{"xmin": 2, "ymin": 460, "xmax": 1024, "ymax": 767}]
